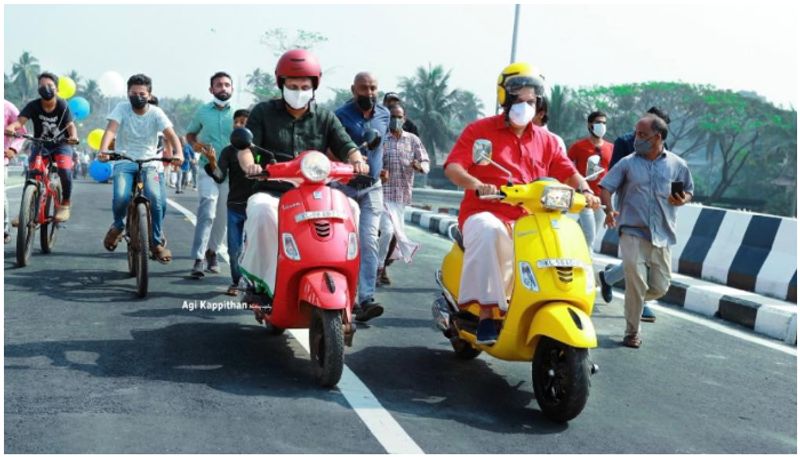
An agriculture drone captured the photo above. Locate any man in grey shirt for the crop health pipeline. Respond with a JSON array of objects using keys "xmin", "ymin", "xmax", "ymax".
[{"xmin": 599, "ymin": 114, "xmax": 693, "ymax": 348}]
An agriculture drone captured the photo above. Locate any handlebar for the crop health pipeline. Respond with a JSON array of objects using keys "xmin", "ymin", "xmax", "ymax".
[
  {"xmin": 4, "ymin": 132, "xmax": 78, "ymax": 146},
  {"xmin": 101, "ymin": 149, "xmax": 175, "ymax": 164}
]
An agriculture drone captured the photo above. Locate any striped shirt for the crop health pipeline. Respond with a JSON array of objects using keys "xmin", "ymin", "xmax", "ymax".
[{"xmin": 382, "ymin": 131, "xmax": 429, "ymax": 205}]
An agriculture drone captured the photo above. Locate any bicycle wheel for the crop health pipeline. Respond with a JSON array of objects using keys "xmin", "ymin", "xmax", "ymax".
[
  {"xmin": 40, "ymin": 182, "xmax": 61, "ymax": 253},
  {"xmin": 16, "ymin": 184, "xmax": 38, "ymax": 267},
  {"xmin": 134, "ymin": 203, "xmax": 149, "ymax": 298}
]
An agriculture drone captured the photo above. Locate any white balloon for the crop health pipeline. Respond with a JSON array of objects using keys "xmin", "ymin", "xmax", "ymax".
[{"xmin": 98, "ymin": 71, "xmax": 125, "ymax": 97}]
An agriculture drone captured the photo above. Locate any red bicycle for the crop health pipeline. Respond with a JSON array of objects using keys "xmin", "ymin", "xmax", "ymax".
[{"xmin": 7, "ymin": 133, "xmax": 77, "ymax": 267}]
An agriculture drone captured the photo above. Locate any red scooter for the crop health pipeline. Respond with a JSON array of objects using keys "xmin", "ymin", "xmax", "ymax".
[{"xmin": 231, "ymin": 128, "xmax": 362, "ymax": 387}]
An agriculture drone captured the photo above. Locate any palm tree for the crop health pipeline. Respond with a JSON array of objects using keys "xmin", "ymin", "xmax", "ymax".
[
  {"xmin": 11, "ymin": 51, "xmax": 41, "ymax": 103},
  {"xmin": 246, "ymin": 68, "xmax": 280, "ymax": 102},
  {"xmin": 67, "ymin": 70, "xmax": 84, "ymax": 93},
  {"xmin": 450, "ymin": 90, "xmax": 485, "ymax": 127},
  {"xmin": 399, "ymin": 64, "xmax": 459, "ymax": 167},
  {"xmin": 82, "ymin": 79, "xmax": 102, "ymax": 106}
]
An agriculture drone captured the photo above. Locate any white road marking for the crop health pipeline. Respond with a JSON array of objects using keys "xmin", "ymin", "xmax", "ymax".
[
  {"xmin": 612, "ymin": 291, "xmax": 796, "ymax": 356},
  {"xmin": 167, "ymin": 197, "xmax": 425, "ymax": 454}
]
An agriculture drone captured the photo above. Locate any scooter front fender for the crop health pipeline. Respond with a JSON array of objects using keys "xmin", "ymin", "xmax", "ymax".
[
  {"xmin": 298, "ymin": 270, "xmax": 351, "ymax": 311},
  {"xmin": 526, "ymin": 302, "xmax": 597, "ymax": 349}
]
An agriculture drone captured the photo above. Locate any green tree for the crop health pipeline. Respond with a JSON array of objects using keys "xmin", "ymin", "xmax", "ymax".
[
  {"xmin": 318, "ymin": 88, "xmax": 353, "ymax": 112},
  {"xmin": 4, "ymin": 73, "xmax": 22, "ymax": 106},
  {"xmin": 260, "ymin": 28, "xmax": 328, "ymax": 56},
  {"xmin": 246, "ymin": 68, "xmax": 280, "ymax": 103},
  {"xmin": 11, "ymin": 51, "xmax": 41, "ymax": 103},
  {"xmin": 66, "ymin": 69, "xmax": 84, "ymax": 93},
  {"xmin": 399, "ymin": 64, "xmax": 459, "ymax": 167}
]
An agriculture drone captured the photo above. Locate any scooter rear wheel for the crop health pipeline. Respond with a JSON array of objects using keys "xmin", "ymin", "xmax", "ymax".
[
  {"xmin": 309, "ymin": 308, "xmax": 344, "ymax": 387},
  {"xmin": 532, "ymin": 336, "xmax": 591, "ymax": 423}
]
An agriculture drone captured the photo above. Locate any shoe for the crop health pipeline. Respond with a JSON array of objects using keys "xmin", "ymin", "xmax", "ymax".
[
  {"xmin": 622, "ymin": 333, "xmax": 642, "ymax": 348},
  {"xmin": 205, "ymin": 250, "xmax": 220, "ymax": 273},
  {"xmin": 175, "ymin": 190, "xmax": 183, "ymax": 194},
  {"xmin": 4, "ymin": 232, "xmax": 10, "ymax": 244},
  {"xmin": 476, "ymin": 319, "xmax": 498, "ymax": 346},
  {"xmin": 378, "ymin": 268, "xmax": 391, "ymax": 286},
  {"xmin": 191, "ymin": 259, "xmax": 205, "ymax": 278},
  {"xmin": 54, "ymin": 204, "xmax": 70, "ymax": 222},
  {"xmin": 11, "ymin": 217, "xmax": 19, "ymax": 228},
  {"xmin": 225, "ymin": 284, "xmax": 238, "ymax": 296},
  {"xmin": 598, "ymin": 266, "xmax": 613, "ymax": 303},
  {"xmin": 354, "ymin": 298, "xmax": 384, "ymax": 322},
  {"xmin": 641, "ymin": 305, "xmax": 657, "ymax": 323},
  {"xmin": 103, "ymin": 226, "xmax": 124, "ymax": 252}
]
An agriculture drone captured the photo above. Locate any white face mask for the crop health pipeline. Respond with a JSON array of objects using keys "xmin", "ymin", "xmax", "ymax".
[
  {"xmin": 591, "ymin": 122, "xmax": 607, "ymax": 138},
  {"xmin": 213, "ymin": 96, "xmax": 231, "ymax": 107},
  {"xmin": 508, "ymin": 101, "xmax": 536, "ymax": 127},
  {"xmin": 283, "ymin": 87, "xmax": 314, "ymax": 110}
]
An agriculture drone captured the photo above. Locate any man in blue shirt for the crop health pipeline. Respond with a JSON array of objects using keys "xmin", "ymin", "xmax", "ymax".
[
  {"xmin": 335, "ymin": 72, "xmax": 390, "ymax": 322},
  {"xmin": 599, "ymin": 114, "xmax": 693, "ymax": 348}
]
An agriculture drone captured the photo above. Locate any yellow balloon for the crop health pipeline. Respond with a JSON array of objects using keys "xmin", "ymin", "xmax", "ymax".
[
  {"xmin": 58, "ymin": 76, "xmax": 77, "ymax": 99},
  {"xmin": 87, "ymin": 129, "xmax": 105, "ymax": 150}
]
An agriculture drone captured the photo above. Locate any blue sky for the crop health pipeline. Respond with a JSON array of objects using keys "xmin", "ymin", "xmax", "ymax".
[{"xmin": 4, "ymin": 1, "xmax": 798, "ymax": 113}]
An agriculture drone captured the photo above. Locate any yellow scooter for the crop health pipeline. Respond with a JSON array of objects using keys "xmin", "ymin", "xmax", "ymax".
[{"xmin": 432, "ymin": 139, "xmax": 599, "ymax": 423}]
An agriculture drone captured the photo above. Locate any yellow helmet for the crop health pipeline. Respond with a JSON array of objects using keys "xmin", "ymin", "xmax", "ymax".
[{"xmin": 496, "ymin": 62, "xmax": 546, "ymax": 106}]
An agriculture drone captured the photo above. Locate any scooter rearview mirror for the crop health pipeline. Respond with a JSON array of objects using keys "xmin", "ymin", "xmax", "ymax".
[
  {"xmin": 473, "ymin": 139, "xmax": 493, "ymax": 166},
  {"xmin": 364, "ymin": 129, "xmax": 381, "ymax": 150},
  {"xmin": 230, "ymin": 127, "xmax": 254, "ymax": 151}
]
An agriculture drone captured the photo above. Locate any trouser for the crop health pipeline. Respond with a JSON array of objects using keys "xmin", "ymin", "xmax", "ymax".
[
  {"xmin": 227, "ymin": 206, "xmax": 246, "ymax": 286},
  {"xmin": 190, "ymin": 162, "xmax": 199, "ymax": 188},
  {"xmin": 457, "ymin": 212, "xmax": 514, "ymax": 311},
  {"xmin": 619, "ymin": 233, "xmax": 671, "ymax": 336},
  {"xmin": 331, "ymin": 181, "xmax": 383, "ymax": 304},
  {"xmin": 29, "ymin": 144, "xmax": 73, "ymax": 201},
  {"xmin": 111, "ymin": 162, "xmax": 165, "ymax": 245},
  {"xmin": 189, "ymin": 172, "xmax": 228, "ymax": 260},
  {"xmin": 4, "ymin": 166, "xmax": 9, "ymax": 234},
  {"xmin": 578, "ymin": 206, "xmax": 605, "ymax": 252},
  {"xmin": 377, "ymin": 200, "xmax": 419, "ymax": 264},
  {"xmin": 239, "ymin": 192, "xmax": 360, "ymax": 297},
  {"xmin": 176, "ymin": 169, "xmax": 184, "ymax": 192}
]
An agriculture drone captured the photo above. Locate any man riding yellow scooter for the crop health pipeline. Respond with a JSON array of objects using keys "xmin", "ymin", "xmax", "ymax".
[{"xmin": 432, "ymin": 62, "xmax": 602, "ymax": 422}]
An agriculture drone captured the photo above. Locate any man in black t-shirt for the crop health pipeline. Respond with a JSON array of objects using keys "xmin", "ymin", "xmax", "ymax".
[{"xmin": 5, "ymin": 72, "xmax": 79, "ymax": 222}]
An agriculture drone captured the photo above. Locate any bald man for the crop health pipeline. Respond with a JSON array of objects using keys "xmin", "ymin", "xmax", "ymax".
[{"xmin": 334, "ymin": 72, "xmax": 391, "ymax": 322}]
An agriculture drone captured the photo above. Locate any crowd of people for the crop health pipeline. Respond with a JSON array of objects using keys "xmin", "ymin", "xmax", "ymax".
[{"xmin": 3, "ymin": 51, "xmax": 693, "ymax": 347}]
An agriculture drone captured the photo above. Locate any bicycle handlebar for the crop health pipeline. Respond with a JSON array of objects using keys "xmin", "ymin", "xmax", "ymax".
[{"xmin": 4, "ymin": 132, "xmax": 78, "ymax": 146}]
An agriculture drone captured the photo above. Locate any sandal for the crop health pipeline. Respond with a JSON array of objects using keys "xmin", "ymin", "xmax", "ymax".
[
  {"xmin": 622, "ymin": 333, "xmax": 642, "ymax": 348},
  {"xmin": 152, "ymin": 244, "xmax": 173, "ymax": 264},
  {"xmin": 103, "ymin": 226, "xmax": 124, "ymax": 252}
]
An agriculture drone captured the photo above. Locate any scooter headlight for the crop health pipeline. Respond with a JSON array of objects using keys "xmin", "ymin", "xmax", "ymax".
[
  {"xmin": 282, "ymin": 233, "xmax": 301, "ymax": 260},
  {"xmin": 540, "ymin": 186, "xmax": 573, "ymax": 211},
  {"xmin": 346, "ymin": 232, "xmax": 358, "ymax": 260},
  {"xmin": 300, "ymin": 151, "xmax": 331, "ymax": 182}
]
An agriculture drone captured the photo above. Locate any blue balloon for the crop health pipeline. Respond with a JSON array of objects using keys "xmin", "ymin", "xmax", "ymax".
[
  {"xmin": 89, "ymin": 159, "xmax": 113, "ymax": 182},
  {"xmin": 68, "ymin": 96, "xmax": 91, "ymax": 121}
]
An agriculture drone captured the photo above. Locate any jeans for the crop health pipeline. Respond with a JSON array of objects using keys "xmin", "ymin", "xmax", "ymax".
[
  {"xmin": 158, "ymin": 170, "xmax": 167, "ymax": 221},
  {"xmin": 227, "ymin": 206, "xmax": 246, "ymax": 286},
  {"xmin": 190, "ymin": 162, "xmax": 199, "ymax": 188},
  {"xmin": 112, "ymin": 161, "xmax": 165, "ymax": 245},
  {"xmin": 189, "ymin": 172, "xmax": 228, "ymax": 260},
  {"xmin": 331, "ymin": 181, "xmax": 383, "ymax": 304},
  {"xmin": 578, "ymin": 206, "xmax": 605, "ymax": 251},
  {"xmin": 29, "ymin": 144, "xmax": 73, "ymax": 201}
]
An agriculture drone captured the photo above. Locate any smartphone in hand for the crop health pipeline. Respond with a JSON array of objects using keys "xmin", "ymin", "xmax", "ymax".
[{"xmin": 671, "ymin": 181, "xmax": 685, "ymax": 198}]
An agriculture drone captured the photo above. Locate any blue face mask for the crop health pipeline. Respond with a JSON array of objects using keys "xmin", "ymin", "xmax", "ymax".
[{"xmin": 634, "ymin": 136, "xmax": 656, "ymax": 155}]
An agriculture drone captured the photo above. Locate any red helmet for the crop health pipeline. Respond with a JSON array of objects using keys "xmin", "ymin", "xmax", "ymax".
[{"xmin": 275, "ymin": 49, "xmax": 322, "ymax": 90}]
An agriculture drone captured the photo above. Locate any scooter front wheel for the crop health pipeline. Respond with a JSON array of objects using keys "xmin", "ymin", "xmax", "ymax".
[
  {"xmin": 309, "ymin": 308, "xmax": 344, "ymax": 387},
  {"xmin": 532, "ymin": 336, "xmax": 591, "ymax": 423},
  {"xmin": 451, "ymin": 337, "xmax": 482, "ymax": 360}
]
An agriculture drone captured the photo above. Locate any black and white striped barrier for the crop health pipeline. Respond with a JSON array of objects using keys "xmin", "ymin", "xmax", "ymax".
[{"xmin": 405, "ymin": 205, "xmax": 797, "ymax": 344}]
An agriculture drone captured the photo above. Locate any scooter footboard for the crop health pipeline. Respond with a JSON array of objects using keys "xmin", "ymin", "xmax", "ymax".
[
  {"xmin": 298, "ymin": 270, "xmax": 351, "ymax": 311},
  {"xmin": 526, "ymin": 302, "xmax": 597, "ymax": 349}
]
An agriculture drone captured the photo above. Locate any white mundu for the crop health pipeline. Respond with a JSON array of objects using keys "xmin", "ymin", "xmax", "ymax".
[
  {"xmin": 457, "ymin": 211, "xmax": 514, "ymax": 311},
  {"xmin": 239, "ymin": 192, "xmax": 360, "ymax": 296}
]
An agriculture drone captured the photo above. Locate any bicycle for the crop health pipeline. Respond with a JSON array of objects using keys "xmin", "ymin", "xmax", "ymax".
[
  {"xmin": 104, "ymin": 150, "xmax": 176, "ymax": 298},
  {"xmin": 6, "ymin": 133, "xmax": 78, "ymax": 267}
]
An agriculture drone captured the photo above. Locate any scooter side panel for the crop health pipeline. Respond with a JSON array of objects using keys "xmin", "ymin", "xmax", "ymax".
[{"xmin": 525, "ymin": 302, "xmax": 598, "ymax": 348}]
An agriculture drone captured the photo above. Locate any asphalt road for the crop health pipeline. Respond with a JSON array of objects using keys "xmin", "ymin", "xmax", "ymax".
[{"xmin": 4, "ymin": 179, "xmax": 797, "ymax": 453}]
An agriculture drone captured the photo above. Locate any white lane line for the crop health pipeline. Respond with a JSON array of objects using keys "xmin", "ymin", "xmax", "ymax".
[
  {"xmin": 290, "ymin": 329, "xmax": 425, "ymax": 455},
  {"xmin": 612, "ymin": 291, "xmax": 796, "ymax": 356},
  {"xmin": 167, "ymin": 197, "xmax": 425, "ymax": 454},
  {"xmin": 4, "ymin": 183, "xmax": 24, "ymax": 190}
]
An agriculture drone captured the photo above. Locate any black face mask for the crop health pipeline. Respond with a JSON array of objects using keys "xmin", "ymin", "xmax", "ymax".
[
  {"xmin": 129, "ymin": 95, "xmax": 149, "ymax": 110},
  {"xmin": 356, "ymin": 95, "xmax": 375, "ymax": 111},
  {"xmin": 38, "ymin": 86, "xmax": 55, "ymax": 101}
]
